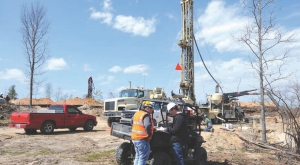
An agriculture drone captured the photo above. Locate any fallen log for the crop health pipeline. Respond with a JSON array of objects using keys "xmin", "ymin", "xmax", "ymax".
[{"xmin": 238, "ymin": 135, "xmax": 300, "ymax": 158}]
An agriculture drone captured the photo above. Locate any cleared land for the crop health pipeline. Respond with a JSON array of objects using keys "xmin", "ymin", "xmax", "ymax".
[{"xmin": 0, "ymin": 108, "xmax": 296, "ymax": 165}]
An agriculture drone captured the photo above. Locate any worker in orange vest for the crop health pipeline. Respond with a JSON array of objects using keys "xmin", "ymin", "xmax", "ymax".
[{"xmin": 131, "ymin": 101, "xmax": 154, "ymax": 165}]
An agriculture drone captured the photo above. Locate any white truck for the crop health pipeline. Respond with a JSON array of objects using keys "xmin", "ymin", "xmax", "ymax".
[
  {"xmin": 103, "ymin": 87, "xmax": 167, "ymax": 127},
  {"xmin": 119, "ymin": 99, "xmax": 175, "ymax": 126}
]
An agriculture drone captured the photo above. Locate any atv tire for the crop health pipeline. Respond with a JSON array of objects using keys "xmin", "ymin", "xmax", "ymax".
[
  {"xmin": 115, "ymin": 142, "xmax": 133, "ymax": 165},
  {"xmin": 149, "ymin": 151, "xmax": 171, "ymax": 165},
  {"xmin": 194, "ymin": 146, "xmax": 207, "ymax": 165}
]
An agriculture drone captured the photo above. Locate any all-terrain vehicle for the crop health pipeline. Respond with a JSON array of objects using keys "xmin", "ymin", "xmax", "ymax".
[{"xmin": 110, "ymin": 99, "xmax": 207, "ymax": 165}]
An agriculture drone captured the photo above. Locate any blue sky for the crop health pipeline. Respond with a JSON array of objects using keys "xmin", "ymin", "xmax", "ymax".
[{"xmin": 1, "ymin": 0, "xmax": 300, "ymax": 103}]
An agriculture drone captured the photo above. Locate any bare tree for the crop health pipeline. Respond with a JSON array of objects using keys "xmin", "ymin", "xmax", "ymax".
[
  {"xmin": 61, "ymin": 93, "xmax": 69, "ymax": 101},
  {"xmin": 237, "ymin": 0, "xmax": 294, "ymax": 143},
  {"xmin": 108, "ymin": 91, "xmax": 116, "ymax": 98},
  {"xmin": 55, "ymin": 87, "xmax": 62, "ymax": 102},
  {"xmin": 267, "ymin": 80, "xmax": 300, "ymax": 154},
  {"xmin": 93, "ymin": 89, "xmax": 103, "ymax": 102},
  {"xmin": 45, "ymin": 83, "xmax": 53, "ymax": 99},
  {"xmin": 33, "ymin": 81, "xmax": 42, "ymax": 99},
  {"xmin": 20, "ymin": 2, "xmax": 50, "ymax": 106}
]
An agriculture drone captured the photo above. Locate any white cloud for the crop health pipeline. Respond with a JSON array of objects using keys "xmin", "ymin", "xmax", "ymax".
[
  {"xmin": 113, "ymin": 15, "xmax": 156, "ymax": 37},
  {"xmin": 0, "ymin": 69, "xmax": 27, "ymax": 82},
  {"xmin": 84, "ymin": 64, "xmax": 92, "ymax": 71},
  {"xmin": 89, "ymin": 7, "xmax": 113, "ymax": 25},
  {"xmin": 44, "ymin": 58, "xmax": 68, "ymax": 71},
  {"xmin": 103, "ymin": 0, "xmax": 113, "ymax": 11},
  {"xmin": 195, "ymin": 1, "xmax": 249, "ymax": 53},
  {"xmin": 89, "ymin": 0, "xmax": 156, "ymax": 37},
  {"xmin": 196, "ymin": 0, "xmax": 300, "ymax": 55},
  {"xmin": 89, "ymin": 0, "xmax": 113, "ymax": 25},
  {"xmin": 123, "ymin": 64, "xmax": 149, "ymax": 74},
  {"xmin": 109, "ymin": 66, "xmax": 122, "ymax": 73}
]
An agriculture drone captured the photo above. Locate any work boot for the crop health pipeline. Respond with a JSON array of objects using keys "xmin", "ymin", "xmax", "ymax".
[{"xmin": 211, "ymin": 128, "xmax": 214, "ymax": 132}]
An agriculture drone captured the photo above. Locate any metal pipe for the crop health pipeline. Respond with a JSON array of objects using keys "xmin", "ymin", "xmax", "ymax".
[{"xmin": 216, "ymin": 116, "xmax": 226, "ymax": 122}]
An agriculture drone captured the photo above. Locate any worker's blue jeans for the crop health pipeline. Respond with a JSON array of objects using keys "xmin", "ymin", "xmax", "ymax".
[
  {"xmin": 132, "ymin": 139, "xmax": 150, "ymax": 165},
  {"xmin": 172, "ymin": 142, "xmax": 185, "ymax": 165},
  {"xmin": 204, "ymin": 125, "xmax": 212, "ymax": 132}
]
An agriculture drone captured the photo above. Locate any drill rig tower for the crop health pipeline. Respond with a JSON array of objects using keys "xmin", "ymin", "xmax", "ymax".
[
  {"xmin": 87, "ymin": 76, "xmax": 94, "ymax": 98},
  {"xmin": 172, "ymin": 0, "xmax": 195, "ymax": 104}
]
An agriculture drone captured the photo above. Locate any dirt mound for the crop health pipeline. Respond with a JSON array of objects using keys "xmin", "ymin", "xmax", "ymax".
[
  {"xmin": 239, "ymin": 101, "xmax": 276, "ymax": 108},
  {"xmin": 55, "ymin": 97, "xmax": 103, "ymax": 107},
  {"xmin": 10, "ymin": 97, "xmax": 103, "ymax": 108},
  {"xmin": 11, "ymin": 98, "xmax": 54, "ymax": 106}
]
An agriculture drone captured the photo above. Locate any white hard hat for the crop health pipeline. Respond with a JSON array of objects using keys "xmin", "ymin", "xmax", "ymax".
[
  {"xmin": 204, "ymin": 114, "xmax": 207, "ymax": 117},
  {"xmin": 167, "ymin": 102, "xmax": 176, "ymax": 111}
]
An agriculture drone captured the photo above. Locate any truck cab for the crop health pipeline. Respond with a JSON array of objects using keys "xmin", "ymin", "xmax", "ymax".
[
  {"xmin": 103, "ymin": 87, "xmax": 167, "ymax": 127},
  {"xmin": 119, "ymin": 99, "xmax": 175, "ymax": 126}
]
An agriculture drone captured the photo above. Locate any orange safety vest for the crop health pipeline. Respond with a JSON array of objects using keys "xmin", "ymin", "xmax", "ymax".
[{"xmin": 131, "ymin": 110, "xmax": 154, "ymax": 140}]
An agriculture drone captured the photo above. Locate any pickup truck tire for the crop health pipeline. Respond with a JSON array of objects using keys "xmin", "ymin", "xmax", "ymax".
[
  {"xmin": 149, "ymin": 151, "xmax": 171, "ymax": 165},
  {"xmin": 24, "ymin": 129, "xmax": 37, "ymax": 134},
  {"xmin": 83, "ymin": 120, "xmax": 94, "ymax": 131},
  {"xmin": 69, "ymin": 128, "xmax": 77, "ymax": 131},
  {"xmin": 193, "ymin": 146, "xmax": 207, "ymax": 165},
  {"xmin": 40, "ymin": 121, "xmax": 54, "ymax": 134},
  {"xmin": 115, "ymin": 142, "xmax": 133, "ymax": 165}
]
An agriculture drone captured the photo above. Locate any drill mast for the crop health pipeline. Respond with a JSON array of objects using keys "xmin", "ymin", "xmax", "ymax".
[{"xmin": 177, "ymin": 0, "xmax": 195, "ymax": 104}]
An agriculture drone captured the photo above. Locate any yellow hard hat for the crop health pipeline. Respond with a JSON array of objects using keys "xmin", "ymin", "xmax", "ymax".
[{"xmin": 142, "ymin": 101, "xmax": 154, "ymax": 108}]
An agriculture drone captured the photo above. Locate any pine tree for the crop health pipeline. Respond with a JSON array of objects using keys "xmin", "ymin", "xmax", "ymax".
[{"xmin": 8, "ymin": 85, "xmax": 18, "ymax": 100}]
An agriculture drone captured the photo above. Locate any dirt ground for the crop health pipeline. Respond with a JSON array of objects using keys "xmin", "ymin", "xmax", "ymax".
[{"xmin": 0, "ymin": 108, "xmax": 298, "ymax": 165}]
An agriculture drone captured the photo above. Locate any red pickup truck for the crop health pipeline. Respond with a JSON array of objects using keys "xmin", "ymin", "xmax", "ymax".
[{"xmin": 9, "ymin": 104, "xmax": 98, "ymax": 134}]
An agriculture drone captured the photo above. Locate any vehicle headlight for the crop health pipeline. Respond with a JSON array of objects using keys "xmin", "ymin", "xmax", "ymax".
[{"xmin": 120, "ymin": 113, "xmax": 125, "ymax": 118}]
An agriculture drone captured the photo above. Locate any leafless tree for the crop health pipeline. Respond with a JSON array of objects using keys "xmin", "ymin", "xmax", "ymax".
[
  {"xmin": 55, "ymin": 87, "xmax": 62, "ymax": 102},
  {"xmin": 20, "ymin": 2, "xmax": 50, "ymax": 106},
  {"xmin": 93, "ymin": 89, "xmax": 103, "ymax": 102},
  {"xmin": 61, "ymin": 93, "xmax": 69, "ymax": 101},
  {"xmin": 108, "ymin": 91, "xmax": 116, "ymax": 98},
  {"xmin": 45, "ymin": 83, "xmax": 53, "ymax": 99},
  {"xmin": 267, "ymin": 80, "xmax": 300, "ymax": 154},
  {"xmin": 237, "ymin": 0, "xmax": 294, "ymax": 143},
  {"xmin": 33, "ymin": 81, "xmax": 42, "ymax": 99}
]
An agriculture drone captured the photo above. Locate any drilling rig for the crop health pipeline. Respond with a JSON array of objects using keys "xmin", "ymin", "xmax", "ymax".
[
  {"xmin": 87, "ymin": 76, "xmax": 94, "ymax": 98},
  {"xmin": 171, "ymin": 0, "xmax": 196, "ymax": 105},
  {"xmin": 171, "ymin": 0, "xmax": 258, "ymax": 123}
]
